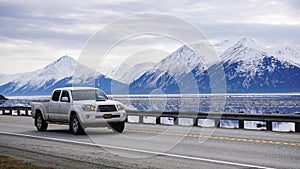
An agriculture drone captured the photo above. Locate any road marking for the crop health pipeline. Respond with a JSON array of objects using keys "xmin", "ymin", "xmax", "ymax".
[
  {"xmin": 0, "ymin": 119, "xmax": 32, "ymax": 124},
  {"xmin": 125, "ymin": 129, "xmax": 300, "ymax": 147},
  {"xmin": 0, "ymin": 131, "xmax": 273, "ymax": 169},
  {"xmin": 1, "ymin": 118, "xmax": 299, "ymax": 147},
  {"xmin": 0, "ymin": 119, "xmax": 67, "ymax": 126}
]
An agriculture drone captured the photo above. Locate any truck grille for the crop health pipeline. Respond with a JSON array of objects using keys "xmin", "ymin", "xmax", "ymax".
[{"xmin": 97, "ymin": 105, "xmax": 117, "ymax": 112}]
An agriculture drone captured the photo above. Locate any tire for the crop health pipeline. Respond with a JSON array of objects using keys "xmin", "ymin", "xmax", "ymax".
[
  {"xmin": 110, "ymin": 121, "xmax": 125, "ymax": 133},
  {"xmin": 35, "ymin": 112, "xmax": 48, "ymax": 131},
  {"xmin": 70, "ymin": 114, "xmax": 85, "ymax": 135}
]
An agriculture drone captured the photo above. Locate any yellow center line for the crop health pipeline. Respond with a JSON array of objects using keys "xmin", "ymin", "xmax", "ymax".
[
  {"xmin": 0, "ymin": 119, "xmax": 32, "ymax": 124},
  {"xmin": 125, "ymin": 129, "xmax": 300, "ymax": 147},
  {"xmin": 1, "ymin": 119, "xmax": 299, "ymax": 147}
]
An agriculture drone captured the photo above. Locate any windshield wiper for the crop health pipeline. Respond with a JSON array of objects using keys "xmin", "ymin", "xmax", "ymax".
[{"xmin": 96, "ymin": 99, "xmax": 106, "ymax": 101}]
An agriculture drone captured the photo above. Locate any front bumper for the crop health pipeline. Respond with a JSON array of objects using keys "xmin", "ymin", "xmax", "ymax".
[{"xmin": 77, "ymin": 110, "xmax": 126, "ymax": 128}]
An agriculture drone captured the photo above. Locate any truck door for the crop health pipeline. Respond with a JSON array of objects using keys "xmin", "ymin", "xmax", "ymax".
[
  {"xmin": 58, "ymin": 90, "xmax": 71, "ymax": 122},
  {"xmin": 48, "ymin": 90, "xmax": 61, "ymax": 121}
]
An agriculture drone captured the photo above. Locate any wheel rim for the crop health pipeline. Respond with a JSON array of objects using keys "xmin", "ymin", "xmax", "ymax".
[
  {"xmin": 72, "ymin": 116, "xmax": 79, "ymax": 133},
  {"xmin": 37, "ymin": 115, "xmax": 42, "ymax": 129}
]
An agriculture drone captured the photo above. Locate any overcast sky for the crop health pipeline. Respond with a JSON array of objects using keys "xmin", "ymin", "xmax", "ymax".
[{"xmin": 1, "ymin": 0, "xmax": 300, "ymax": 74}]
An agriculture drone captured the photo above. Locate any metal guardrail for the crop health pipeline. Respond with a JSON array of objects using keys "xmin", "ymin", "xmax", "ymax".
[
  {"xmin": 0, "ymin": 106, "xmax": 31, "ymax": 116},
  {"xmin": 1, "ymin": 106, "xmax": 299, "ymax": 132},
  {"xmin": 126, "ymin": 110, "xmax": 300, "ymax": 132}
]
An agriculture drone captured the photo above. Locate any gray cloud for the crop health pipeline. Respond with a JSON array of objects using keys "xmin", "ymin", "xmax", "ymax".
[{"xmin": 0, "ymin": 0, "xmax": 300, "ymax": 74}]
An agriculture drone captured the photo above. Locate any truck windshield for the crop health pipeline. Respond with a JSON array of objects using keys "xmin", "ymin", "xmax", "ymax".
[{"xmin": 71, "ymin": 90, "xmax": 108, "ymax": 101}]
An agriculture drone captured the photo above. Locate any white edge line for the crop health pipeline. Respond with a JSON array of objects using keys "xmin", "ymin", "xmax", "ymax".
[{"xmin": 0, "ymin": 131, "xmax": 274, "ymax": 169}]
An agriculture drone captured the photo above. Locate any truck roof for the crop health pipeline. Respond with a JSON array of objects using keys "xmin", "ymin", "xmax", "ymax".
[{"xmin": 54, "ymin": 87, "xmax": 100, "ymax": 91}]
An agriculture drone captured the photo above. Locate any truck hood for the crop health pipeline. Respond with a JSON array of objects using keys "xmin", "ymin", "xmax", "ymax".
[{"xmin": 73, "ymin": 100, "xmax": 118, "ymax": 106}]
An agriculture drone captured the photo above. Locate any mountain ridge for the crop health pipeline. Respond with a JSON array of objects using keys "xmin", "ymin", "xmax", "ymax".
[
  {"xmin": 130, "ymin": 37, "xmax": 300, "ymax": 94},
  {"xmin": 0, "ymin": 55, "xmax": 128, "ymax": 96},
  {"xmin": 1, "ymin": 37, "xmax": 299, "ymax": 96}
]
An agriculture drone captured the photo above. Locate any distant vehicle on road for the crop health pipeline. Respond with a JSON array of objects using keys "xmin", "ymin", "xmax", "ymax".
[
  {"xmin": 31, "ymin": 87, "xmax": 126, "ymax": 135},
  {"xmin": 0, "ymin": 94, "xmax": 8, "ymax": 105}
]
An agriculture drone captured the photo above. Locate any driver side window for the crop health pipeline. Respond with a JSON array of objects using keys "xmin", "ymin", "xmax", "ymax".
[{"xmin": 52, "ymin": 90, "xmax": 61, "ymax": 101}]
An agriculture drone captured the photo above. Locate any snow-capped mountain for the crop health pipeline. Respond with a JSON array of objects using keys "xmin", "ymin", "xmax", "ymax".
[
  {"xmin": 213, "ymin": 39, "xmax": 238, "ymax": 56},
  {"xmin": 0, "ymin": 73, "xmax": 20, "ymax": 86},
  {"xmin": 97, "ymin": 65, "xmax": 115, "ymax": 76},
  {"xmin": 0, "ymin": 56, "xmax": 79, "ymax": 95},
  {"xmin": 221, "ymin": 37, "xmax": 271, "ymax": 89},
  {"xmin": 108, "ymin": 62, "xmax": 155, "ymax": 84},
  {"xmin": 130, "ymin": 37, "xmax": 300, "ymax": 94},
  {"xmin": 1, "ymin": 37, "xmax": 299, "ymax": 96},
  {"xmin": 220, "ymin": 37, "xmax": 269, "ymax": 63},
  {"xmin": 213, "ymin": 38, "xmax": 300, "ymax": 92},
  {"xmin": 272, "ymin": 46, "xmax": 300, "ymax": 67},
  {"xmin": 129, "ymin": 44, "xmax": 208, "ymax": 94},
  {"xmin": 0, "ymin": 56, "xmax": 127, "ymax": 96}
]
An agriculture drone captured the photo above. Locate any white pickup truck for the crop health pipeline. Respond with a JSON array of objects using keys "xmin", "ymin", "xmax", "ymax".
[{"xmin": 31, "ymin": 87, "xmax": 126, "ymax": 135}]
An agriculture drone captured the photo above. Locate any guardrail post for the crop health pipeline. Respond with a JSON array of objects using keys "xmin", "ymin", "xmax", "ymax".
[
  {"xmin": 239, "ymin": 120, "xmax": 244, "ymax": 129},
  {"xmin": 139, "ymin": 115, "xmax": 143, "ymax": 124},
  {"xmin": 215, "ymin": 119, "xmax": 220, "ymax": 128},
  {"xmin": 266, "ymin": 121, "xmax": 272, "ymax": 131},
  {"xmin": 193, "ymin": 118, "xmax": 198, "ymax": 126},
  {"xmin": 295, "ymin": 122, "xmax": 300, "ymax": 133},
  {"xmin": 156, "ymin": 117, "xmax": 160, "ymax": 124},
  {"xmin": 238, "ymin": 111, "xmax": 244, "ymax": 129},
  {"xmin": 174, "ymin": 117, "xmax": 178, "ymax": 125}
]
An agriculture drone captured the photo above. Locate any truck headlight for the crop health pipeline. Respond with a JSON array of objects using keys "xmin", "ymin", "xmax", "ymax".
[
  {"xmin": 116, "ymin": 104, "xmax": 125, "ymax": 111},
  {"xmin": 82, "ymin": 105, "xmax": 95, "ymax": 111}
]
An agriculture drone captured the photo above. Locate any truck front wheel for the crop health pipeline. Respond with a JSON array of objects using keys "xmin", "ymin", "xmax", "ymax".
[
  {"xmin": 70, "ymin": 114, "xmax": 85, "ymax": 135},
  {"xmin": 35, "ymin": 112, "xmax": 48, "ymax": 131},
  {"xmin": 110, "ymin": 121, "xmax": 125, "ymax": 133}
]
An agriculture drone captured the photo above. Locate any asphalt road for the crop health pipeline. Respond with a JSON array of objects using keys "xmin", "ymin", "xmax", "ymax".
[{"xmin": 0, "ymin": 115, "xmax": 299, "ymax": 169}]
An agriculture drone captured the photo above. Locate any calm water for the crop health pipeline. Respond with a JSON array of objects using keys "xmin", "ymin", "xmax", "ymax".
[{"xmin": 5, "ymin": 93, "xmax": 300, "ymax": 114}]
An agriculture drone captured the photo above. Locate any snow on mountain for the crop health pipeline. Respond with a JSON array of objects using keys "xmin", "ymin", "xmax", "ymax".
[
  {"xmin": 191, "ymin": 37, "xmax": 300, "ymax": 93},
  {"xmin": 120, "ymin": 44, "xmax": 207, "ymax": 88},
  {"xmin": 0, "ymin": 73, "xmax": 20, "ymax": 86},
  {"xmin": 220, "ymin": 38, "xmax": 269, "ymax": 88},
  {"xmin": 129, "ymin": 44, "xmax": 209, "ymax": 94},
  {"xmin": 108, "ymin": 62, "xmax": 155, "ymax": 84},
  {"xmin": 157, "ymin": 44, "xmax": 207, "ymax": 79},
  {"xmin": 8, "ymin": 56, "xmax": 78, "ymax": 92},
  {"xmin": 218, "ymin": 38, "xmax": 300, "ymax": 90},
  {"xmin": 130, "ymin": 37, "xmax": 300, "ymax": 94},
  {"xmin": 271, "ymin": 46, "xmax": 300, "ymax": 67},
  {"xmin": 97, "ymin": 65, "xmax": 115, "ymax": 76},
  {"xmin": 1, "ymin": 37, "xmax": 299, "ymax": 96},
  {"xmin": 220, "ymin": 37, "xmax": 269, "ymax": 63},
  {"xmin": 0, "ymin": 56, "xmax": 128, "ymax": 96},
  {"xmin": 213, "ymin": 39, "xmax": 237, "ymax": 56}
]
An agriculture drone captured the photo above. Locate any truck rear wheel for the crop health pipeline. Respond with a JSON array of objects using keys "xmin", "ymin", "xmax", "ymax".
[
  {"xmin": 70, "ymin": 114, "xmax": 85, "ymax": 135},
  {"xmin": 35, "ymin": 112, "xmax": 48, "ymax": 131},
  {"xmin": 110, "ymin": 121, "xmax": 125, "ymax": 133}
]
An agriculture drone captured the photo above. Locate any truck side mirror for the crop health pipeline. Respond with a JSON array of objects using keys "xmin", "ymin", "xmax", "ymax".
[{"xmin": 61, "ymin": 97, "xmax": 70, "ymax": 102}]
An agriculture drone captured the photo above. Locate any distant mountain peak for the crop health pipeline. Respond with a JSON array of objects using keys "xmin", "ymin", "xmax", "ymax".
[
  {"xmin": 0, "ymin": 55, "xmax": 124, "ymax": 96},
  {"xmin": 46, "ymin": 55, "xmax": 77, "ymax": 68},
  {"xmin": 273, "ymin": 46, "xmax": 300, "ymax": 67},
  {"xmin": 239, "ymin": 36, "xmax": 255, "ymax": 42},
  {"xmin": 234, "ymin": 37, "xmax": 262, "ymax": 50},
  {"xmin": 221, "ymin": 37, "xmax": 268, "ymax": 63}
]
